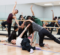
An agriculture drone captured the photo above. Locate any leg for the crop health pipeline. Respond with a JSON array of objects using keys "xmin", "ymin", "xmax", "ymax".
[
  {"xmin": 7, "ymin": 23, "xmax": 11, "ymax": 36},
  {"xmin": 24, "ymin": 30, "xmax": 28, "ymax": 38},
  {"xmin": 18, "ymin": 28, "xmax": 21, "ymax": 36},
  {"xmin": 1, "ymin": 21, "xmax": 8, "ymax": 31},
  {"xmin": 43, "ymin": 29, "xmax": 60, "ymax": 44},
  {"xmin": 22, "ymin": 29, "xmax": 28, "ymax": 38},
  {"xmin": 18, "ymin": 28, "xmax": 23, "ymax": 36},
  {"xmin": 1, "ymin": 21, "xmax": 7, "ymax": 28},
  {"xmin": 50, "ymin": 28, "xmax": 53, "ymax": 33},
  {"xmin": 39, "ymin": 31, "xmax": 45, "ymax": 47},
  {"xmin": 21, "ymin": 38, "xmax": 35, "ymax": 52},
  {"xmin": 35, "ymin": 32, "xmax": 39, "ymax": 44}
]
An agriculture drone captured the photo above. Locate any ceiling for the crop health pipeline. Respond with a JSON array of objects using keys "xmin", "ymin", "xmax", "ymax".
[
  {"xmin": 34, "ymin": 1, "xmax": 60, "ymax": 6},
  {"xmin": 0, "ymin": 0, "xmax": 60, "ymax": 5}
]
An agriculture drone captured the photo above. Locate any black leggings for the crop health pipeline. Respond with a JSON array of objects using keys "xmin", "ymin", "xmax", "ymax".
[
  {"xmin": 1, "ymin": 21, "xmax": 11, "ymax": 36},
  {"xmin": 21, "ymin": 38, "xmax": 35, "ymax": 52},
  {"xmin": 46, "ymin": 24, "xmax": 54, "ymax": 33},
  {"xmin": 39, "ymin": 28, "xmax": 60, "ymax": 47}
]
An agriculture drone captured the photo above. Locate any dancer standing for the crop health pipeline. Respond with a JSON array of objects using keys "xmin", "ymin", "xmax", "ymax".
[{"xmin": 2, "ymin": 2, "xmax": 21, "ymax": 36}]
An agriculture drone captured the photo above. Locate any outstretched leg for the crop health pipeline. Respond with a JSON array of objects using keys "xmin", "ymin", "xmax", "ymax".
[
  {"xmin": 1, "ymin": 21, "xmax": 8, "ymax": 31},
  {"xmin": 39, "ymin": 28, "xmax": 60, "ymax": 47}
]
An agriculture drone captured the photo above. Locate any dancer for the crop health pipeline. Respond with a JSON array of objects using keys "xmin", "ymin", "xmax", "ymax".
[
  {"xmin": 0, "ymin": 26, "xmax": 18, "ymax": 43},
  {"xmin": 1, "ymin": 2, "xmax": 21, "ymax": 36},
  {"xmin": 25, "ymin": 18, "xmax": 60, "ymax": 48},
  {"xmin": 55, "ymin": 17, "xmax": 60, "ymax": 34},
  {"xmin": 18, "ymin": 14, "xmax": 28, "ymax": 38},
  {"xmin": 30, "ymin": 5, "xmax": 43, "ymax": 45},
  {"xmin": 10, "ymin": 24, "xmax": 41, "ymax": 53},
  {"xmin": 46, "ymin": 10, "xmax": 57, "ymax": 33},
  {"xmin": 8, "ymin": 26, "xmax": 18, "ymax": 43}
]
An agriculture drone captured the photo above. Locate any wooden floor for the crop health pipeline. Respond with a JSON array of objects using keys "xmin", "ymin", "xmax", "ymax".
[{"xmin": 0, "ymin": 35, "xmax": 60, "ymax": 55}]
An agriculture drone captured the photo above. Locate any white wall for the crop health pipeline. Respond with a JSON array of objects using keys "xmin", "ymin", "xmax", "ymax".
[
  {"xmin": 0, "ymin": 4, "xmax": 43, "ymax": 20},
  {"xmin": 0, "ymin": 4, "xmax": 60, "ymax": 20},
  {"xmin": 43, "ymin": 6, "xmax": 60, "ymax": 20}
]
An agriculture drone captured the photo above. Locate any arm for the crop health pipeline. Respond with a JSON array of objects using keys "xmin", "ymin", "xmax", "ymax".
[
  {"xmin": 12, "ymin": 2, "xmax": 17, "ymax": 13},
  {"xmin": 19, "ymin": 24, "xmax": 30, "ymax": 38},
  {"xmin": 31, "ymin": 32, "xmax": 34, "ymax": 44},
  {"xmin": 56, "ymin": 21, "xmax": 59, "ymax": 27},
  {"xmin": 30, "ymin": 5, "xmax": 34, "ymax": 16},
  {"xmin": 26, "ymin": 19, "xmax": 33, "ymax": 23},
  {"xmin": 21, "ymin": 12, "xmax": 23, "ymax": 15},
  {"xmin": 21, "ymin": 22, "xmax": 25, "ymax": 29},
  {"xmin": 13, "ymin": 16, "xmax": 20, "ymax": 27},
  {"xmin": 51, "ymin": 10, "xmax": 54, "ymax": 20}
]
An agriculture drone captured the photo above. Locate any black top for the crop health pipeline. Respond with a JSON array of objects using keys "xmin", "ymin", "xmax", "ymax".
[
  {"xmin": 8, "ymin": 30, "xmax": 17, "ymax": 42},
  {"xmin": 19, "ymin": 18, "xmax": 23, "ymax": 25}
]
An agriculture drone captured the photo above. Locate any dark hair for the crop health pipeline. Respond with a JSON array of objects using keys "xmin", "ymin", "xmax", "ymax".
[
  {"xmin": 32, "ymin": 16, "xmax": 37, "ymax": 19},
  {"xmin": 58, "ymin": 17, "xmax": 60, "ymax": 19},
  {"xmin": 26, "ymin": 16, "xmax": 35, "ymax": 21},
  {"xmin": 19, "ymin": 15, "xmax": 23, "ymax": 19},
  {"xmin": 14, "ymin": 26, "xmax": 18, "ymax": 30},
  {"xmin": 26, "ymin": 16, "xmax": 31, "ymax": 19},
  {"xmin": 15, "ymin": 9, "xmax": 18, "ymax": 13},
  {"xmin": 53, "ymin": 16, "xmax": 57, "ymax": 20},
  {"xmin": 25, "ymin": 21, "xmax": 34, "ymax": 35},
  {"xmin": 25, "ymin": 16, "xmax": 35, "ymax": 35}
]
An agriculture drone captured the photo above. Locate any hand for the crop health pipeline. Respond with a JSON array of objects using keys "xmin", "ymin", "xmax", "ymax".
[
  {"xmin": 30, "ymin": 5, "xmax": 33, "ymax": 9},
  {"xmin": 15, "ymin": 1, "xmax": 17, "ymax": 4},
  {"xmin": 43, "ymin": 26, "xmax": 46, "ymax": 28},
  {"xmin": 21, "ymin": 12, "xmax": 23, "ymax": 15},
  {"xmin": 51, "ymin": 10, "xmax": 53, "ymax": 12},
  {"xmin": 19, "ymin": 25, "xmax": 24, "ymax": 29},
  {"xmin": 30, "ymin": 43, "xmax": 32, "ymax": 46},
  {"xmin": 18, "ymin": 26, "xmax": 21, "ymax": 28}
]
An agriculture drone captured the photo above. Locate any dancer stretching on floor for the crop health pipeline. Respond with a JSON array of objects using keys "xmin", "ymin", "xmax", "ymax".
[
  {"xmin": 6, "ymin": 24, "xmax": 41, "ymax": 53},
  {"xmin": 30, "ymin": 5, "xmax": 43, "ymax": 45},
  {"xmin": 25, "ymin": 17, "xmax": 60, "ymax": 48}
]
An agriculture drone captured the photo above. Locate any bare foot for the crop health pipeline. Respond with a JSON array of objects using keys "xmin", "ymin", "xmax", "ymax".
[
  {"xmin": 36, "ymin": 43, "xmax": 39, "ymax": 45},
  {"xmin": 44, "ymin": 44, "xmax": 50, "ymax": 49},
  {"xmin": 1, "ymin": 40, "xmax": 5, "ymax": 42}
]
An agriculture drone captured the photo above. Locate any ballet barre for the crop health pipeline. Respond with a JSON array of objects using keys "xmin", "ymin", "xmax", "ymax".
[
  {"xmin": 41, "ymin": 20, "xmax": 57, "ymax": 22},
  {"xmin": 44, "ymin": 27, "xmax": 60, "ymax": 28},
  {"xmin": 0, "ymin": 24, "xmax": 60, "ymax": 29},
  {"xmin": 0, "ymin": 20, "xmax": 58, "ymax": 22}
]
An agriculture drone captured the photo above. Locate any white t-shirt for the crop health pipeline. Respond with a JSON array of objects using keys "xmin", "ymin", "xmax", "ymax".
[{"xmin": 16, "ymin": 37, "xmax": 23, "ymax": 46}]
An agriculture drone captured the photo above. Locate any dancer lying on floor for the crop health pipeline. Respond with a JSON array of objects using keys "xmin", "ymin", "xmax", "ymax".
[
  {"xmin": 7, "ymin": 24, "xmax": 41, "ymax": 53},
  {"xmin": 25, "ymin": 17, "xmax": 60, "ymax": 48}
]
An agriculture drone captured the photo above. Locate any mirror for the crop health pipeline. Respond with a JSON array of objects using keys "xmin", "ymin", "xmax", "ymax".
[{"xmin": 0, "ymin": 1, "xmax": 60, "ymax": 37}]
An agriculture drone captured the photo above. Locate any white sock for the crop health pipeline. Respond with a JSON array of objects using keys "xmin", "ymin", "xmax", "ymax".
[{"xmin": 30, "ymin": 49, "xmax": 34, "ymax": 54}]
